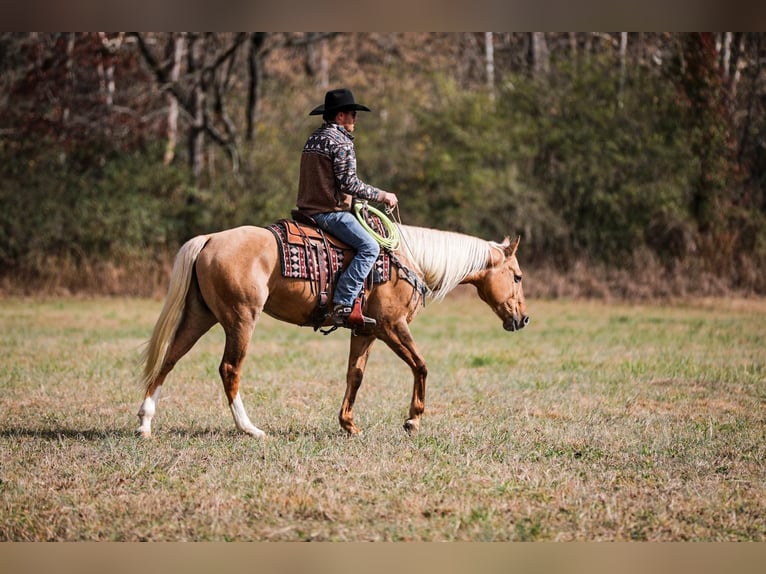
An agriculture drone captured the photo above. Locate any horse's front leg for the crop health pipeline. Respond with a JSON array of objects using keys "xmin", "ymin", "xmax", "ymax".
[
  {"xmin": 339, "ymin": 334, "xmax": 377, "ymax": 435},
  {"xmin": 381, "ymin": 319, "xmax": 428, "ymax": 434}
]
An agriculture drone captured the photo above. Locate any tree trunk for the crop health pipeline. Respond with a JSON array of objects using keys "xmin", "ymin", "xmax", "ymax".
[
  {"xmin": 568, "ymin": 33, "xmax": 578, "ymax": 72},
  {"xmin": 618, "ymin": 32, "xmax": 628, "ymax": 106},
  {"xmin": 97, "ymin": 32, "xmax": 123, "ymax": 109},
  {"xmin": 485, "ymin": 32, "xmax": 495, "ymax": 99},
  {"xmin": 306, "ymin": 33, "xmax": 329, "ymax": 89},
  {"xmin": 164, "ymin": 33, "xmax": 185, "ymax": 166},
  {"xmin": 246, "ymin": 32, "xmax": 266, "ymax": 143},
  {"xmin": 62, "ymin": 33, "xmax": 75, "ymax": 125},
  {"xmin": 720, "ymin": 32, "xmax": 732, "ymax": 78},
  {"xmin": 679, "ymin": 33, "xmax": 734, "ymax": 232},
  {"xmin": 531, "ymin": 32, "xmax": 549, "ymax": 76},
  {"xmin": 737, "ymin": 34, "xmax": 762, "ymax": 171},
  {"xmin": 727, "ymin": 32, "xmax": 745, "ymax": 100},
  {"xmin": 188, "ymin": 34, "xmax": 205, "ymax": 180}
]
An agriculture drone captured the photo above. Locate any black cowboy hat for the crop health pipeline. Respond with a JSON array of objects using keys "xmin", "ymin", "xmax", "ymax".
[{"xmin": 309, "ymin": 88, "xmax": 371, "ymax": 116}]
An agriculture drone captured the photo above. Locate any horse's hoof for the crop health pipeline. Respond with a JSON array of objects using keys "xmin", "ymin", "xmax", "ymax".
[
  {"xmin": 403, "ymin": 419, "xmax": 420, "ymax": 434},
  {"xmin": 136, "ymin": 429, "xmax": 152, "ymax": 439},
  {"xmin": 341, "ymin": 424, "xmax": 362, "ymax": 436}
]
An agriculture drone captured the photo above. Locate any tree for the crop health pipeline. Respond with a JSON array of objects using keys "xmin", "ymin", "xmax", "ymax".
[
  {"xmin": 0, "ymin": 32, "xmax": 161, "ymax": 163},
  {"xmin": 530, "ymin": 32, "xmax": 549, "ymax": 76},
  {"xmin": 132, "ymin": 32, "xmax": 247, "ymax": 178},
  {"xmin": 673, "ymin": 32, "xmax": 739, "ymax": 232},
  {"xmin": 485, "ymin": 32, "xmax": 495, "ymax": 99},
  {"xmin": 162, "ymin": 33, "xmax": 184, "ymax": 165},
  {"xmin": 246, "ymin": 33, "xmax": 266, "ymax": 142},
  {"xmin": 1, "ymin": 32, "xmax": 765, "ymax": 295}
]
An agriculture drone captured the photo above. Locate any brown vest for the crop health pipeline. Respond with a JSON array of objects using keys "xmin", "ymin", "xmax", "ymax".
[{"xmin": 296, "ymin": 151, "xmax": 351, "ymax": 215}]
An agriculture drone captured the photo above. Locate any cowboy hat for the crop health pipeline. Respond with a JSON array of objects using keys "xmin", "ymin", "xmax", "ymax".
[{"xmin": 309, "ymin": 88, "xmax": 371, "ymax": 116}]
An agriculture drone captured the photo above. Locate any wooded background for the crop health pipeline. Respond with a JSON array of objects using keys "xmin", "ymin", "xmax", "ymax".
[{"xmin": 1, "ymin": 32, "xmax": 764, "ymax": 297}]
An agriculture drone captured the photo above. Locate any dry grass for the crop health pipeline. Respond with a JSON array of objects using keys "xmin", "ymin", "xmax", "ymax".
[{"xmin": 0, "ymin": 296, "xmax": 763, "ymax": 541}]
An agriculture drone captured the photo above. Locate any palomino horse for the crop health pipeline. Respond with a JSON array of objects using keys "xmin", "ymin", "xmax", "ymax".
[{"xmin": 136, "ymin": 223, "xmax": 528, "ymax": 437}]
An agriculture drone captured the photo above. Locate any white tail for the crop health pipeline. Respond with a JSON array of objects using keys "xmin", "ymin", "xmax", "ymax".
[{"xmin": 139, "ymin": 235, "xmax": 210, "ymax": 392}]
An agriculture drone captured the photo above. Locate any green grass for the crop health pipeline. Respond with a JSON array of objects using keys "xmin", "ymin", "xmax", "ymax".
[{"xmin": 0, "ymin": 296, "xmax": 764, "ymax": 541}]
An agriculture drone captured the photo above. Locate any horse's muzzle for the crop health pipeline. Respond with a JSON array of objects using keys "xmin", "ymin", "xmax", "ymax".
[{"xmin": 504, "ymin": 315, "xmax": 530, "ymax": 332}]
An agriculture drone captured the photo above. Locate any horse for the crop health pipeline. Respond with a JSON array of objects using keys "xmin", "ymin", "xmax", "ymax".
[{"xmin": 136, "ymin": 222, "xmax": 529, "ymax": 438}]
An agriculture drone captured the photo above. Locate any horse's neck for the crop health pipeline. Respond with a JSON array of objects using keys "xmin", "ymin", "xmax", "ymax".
[{"xmin": 398, "ymin": 225, "xmax": 491, "ymax": 301}]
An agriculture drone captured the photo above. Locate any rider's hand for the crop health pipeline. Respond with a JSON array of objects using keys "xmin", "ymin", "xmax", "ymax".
[{"xmin": 381, "ymin": 191, "xmax": 398, "ymax": 208}]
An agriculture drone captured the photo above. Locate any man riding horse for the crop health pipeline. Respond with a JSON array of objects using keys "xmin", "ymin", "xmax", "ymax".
[
  {"xmin": 136, "ymin": 90, "xmax": 529, "ymax": 440},
  {"xmin": 295, "ymin": 88, "xmax": 399, "ymax": 328}
]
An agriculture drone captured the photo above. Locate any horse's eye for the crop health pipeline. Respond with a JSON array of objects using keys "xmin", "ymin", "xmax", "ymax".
[{"xmin": 514, "ymin": 274, "xmax": 522, "ymax": 283}]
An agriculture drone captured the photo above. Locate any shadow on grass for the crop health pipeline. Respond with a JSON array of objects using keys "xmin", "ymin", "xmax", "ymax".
[
  {"xmin": 0, "ymin": 425, "xmax": 349, "ymax": 441},
  {"xmin": 0, "ymin": 428, "xmax": 133, "ymax": 440}
]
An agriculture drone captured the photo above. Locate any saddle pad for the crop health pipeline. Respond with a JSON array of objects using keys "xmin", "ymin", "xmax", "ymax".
[{"xmin": 267, "ymin": 220, "xmax": 391, "ymax": 284}]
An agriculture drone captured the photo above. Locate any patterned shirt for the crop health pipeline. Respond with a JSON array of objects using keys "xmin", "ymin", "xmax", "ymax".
[{"xmin": 296, "ymin": 122, "xmax": 383, "ymax": 215}]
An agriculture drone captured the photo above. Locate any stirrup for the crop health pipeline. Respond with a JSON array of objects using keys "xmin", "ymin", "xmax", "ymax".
[
  {"xmin": 349, "ymin": 298, "xmax": 376, "ymax": 327},
  {"xmin": 333, "ymin": 303, "xmax": 376, "ymax": 328},
  {"xmin": 319, "ymin": 307, "xmax": 355, "ymax": 336},
  {"xmin": 319, "ymin": 299, "xmax": 376, "ymax": 335}
]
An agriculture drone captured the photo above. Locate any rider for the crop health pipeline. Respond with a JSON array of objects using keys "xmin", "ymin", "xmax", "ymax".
[{"xmin": 296, "ymin": 88, "xmax": 398, "ymax": 328}]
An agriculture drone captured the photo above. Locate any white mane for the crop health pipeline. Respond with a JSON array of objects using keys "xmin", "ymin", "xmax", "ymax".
[{"xmin": 397, "ymin": 224, "xmax": 495, "ymax": 301}]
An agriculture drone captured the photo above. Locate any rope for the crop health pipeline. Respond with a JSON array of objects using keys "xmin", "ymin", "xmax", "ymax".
[
  {"xmin": 353, "ymin": 202, "xmax": 426, "ymax": 308},
  {"xmin": 353, "ymin": 201, "xmax": 400, "ymax": 250}
]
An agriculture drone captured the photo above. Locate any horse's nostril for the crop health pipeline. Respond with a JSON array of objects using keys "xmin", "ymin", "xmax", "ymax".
[{"xmin": 522, "ymin": 316, "xmax": 530, "ymax": 327}]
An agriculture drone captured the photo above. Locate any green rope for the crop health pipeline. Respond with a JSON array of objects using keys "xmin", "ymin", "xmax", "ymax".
[{"xmin": 353, "ymin": 201, "xmax": 400, "ymax": 250}]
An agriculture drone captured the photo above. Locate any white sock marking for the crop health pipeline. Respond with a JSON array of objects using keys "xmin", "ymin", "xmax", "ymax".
[{"xmin": 230, "ymin": 393, "xmax": 265, "ymax": 438}]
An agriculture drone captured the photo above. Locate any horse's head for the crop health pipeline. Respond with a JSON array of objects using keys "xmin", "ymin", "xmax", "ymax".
[{"xmin": 473, "ymin": 236, "xmax": 529, "ymax": 332}]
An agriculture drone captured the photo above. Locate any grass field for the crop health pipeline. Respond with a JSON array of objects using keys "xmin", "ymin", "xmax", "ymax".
[{"xmin": 0, "ymin": 295, "xmax": 763, "ymax": 541}]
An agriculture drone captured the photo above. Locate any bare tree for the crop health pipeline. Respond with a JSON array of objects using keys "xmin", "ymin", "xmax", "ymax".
[
  {"xmin": 246, "ymin": 32, "xmax": 337, "ymax": 142},
  {"xmin": 727, "ymin": 32, "xmax": 745, "ymax": 100},
  {"xmin": 618, "ymin": 32, "xmax": 628, "ymax": 106},
  {"xmin": 531, "ymin": 32, "xmax": 549, "ymax": 76},
  {"xmin": 720, "ymin": 32, "xmax": 733, "ymax": 79},
  {"xmin": 485, "ymin": 32, "xmax": 495, "ymax": 99},
  {"xmin": 246, "ymin": 32, "xmax": 266, "ymax": 143},
  {"xmin": 63, "ymin": 33, "xmax": 75, "ymax": 124},
  {"xmin": 568, "ymin": 32, "xmax": 578, "ymax": 61},
  {"xmin": 132, "ymin": 32, "xmax": 247, "ymax": 179},
  {"xmin": 163, "ymin": 33, "xmax": 184, "ymax": 165},
  {"xmin": 96, "ymin": 32, "xmax": 123, "ymax": 108},
  {"xmin": 306, "ymin": 32, "xmax": 329, "ymax": 89}
]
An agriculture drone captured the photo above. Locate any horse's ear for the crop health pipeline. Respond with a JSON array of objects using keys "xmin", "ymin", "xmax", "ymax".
[{"xmin": 504, "ymin": 235, "xmax": 520, "ymax": 257}]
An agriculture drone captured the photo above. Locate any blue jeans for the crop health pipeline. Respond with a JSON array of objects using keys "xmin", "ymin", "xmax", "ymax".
[{"xmin": 312, "ymin": 210, "xmax": 380, "ymax": 307}]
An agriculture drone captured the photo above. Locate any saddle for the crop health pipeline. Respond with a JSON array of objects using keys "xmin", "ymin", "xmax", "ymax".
[
  {"xmin": 281, "ymin": 212, "xmax": 353, "ymax": 251},
  {"xmin": 266, "ymin": 210, "xmax": 391, "ymax": 330}
]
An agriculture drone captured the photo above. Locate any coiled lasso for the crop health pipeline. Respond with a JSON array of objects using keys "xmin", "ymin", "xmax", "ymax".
[{"xmin": 353, "ymin": 201, "xmax": 400, "ymax": 250}]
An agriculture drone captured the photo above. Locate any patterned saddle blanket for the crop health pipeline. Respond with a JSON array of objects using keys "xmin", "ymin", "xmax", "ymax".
[{"xmin": 266, "ymin": 218, "xmax": 391, "ymax": 285}]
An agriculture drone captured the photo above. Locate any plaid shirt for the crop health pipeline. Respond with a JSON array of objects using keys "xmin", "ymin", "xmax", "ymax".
[{"xmin": 296, "ymin": 122, "xmax": 383, "ymax": 215}]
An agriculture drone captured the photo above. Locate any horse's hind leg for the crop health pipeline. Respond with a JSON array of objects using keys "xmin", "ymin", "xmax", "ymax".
[
  {"xmin": 379, "ymin": 319, "xmax": 428, "ymax": 434},
  {"xmin": 137, "ymin": 291, "xmax": 216, "ymax": 437},
  {"xmin": 219, "ymin": 314, "xmax": 265, "ymax": 438}
]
